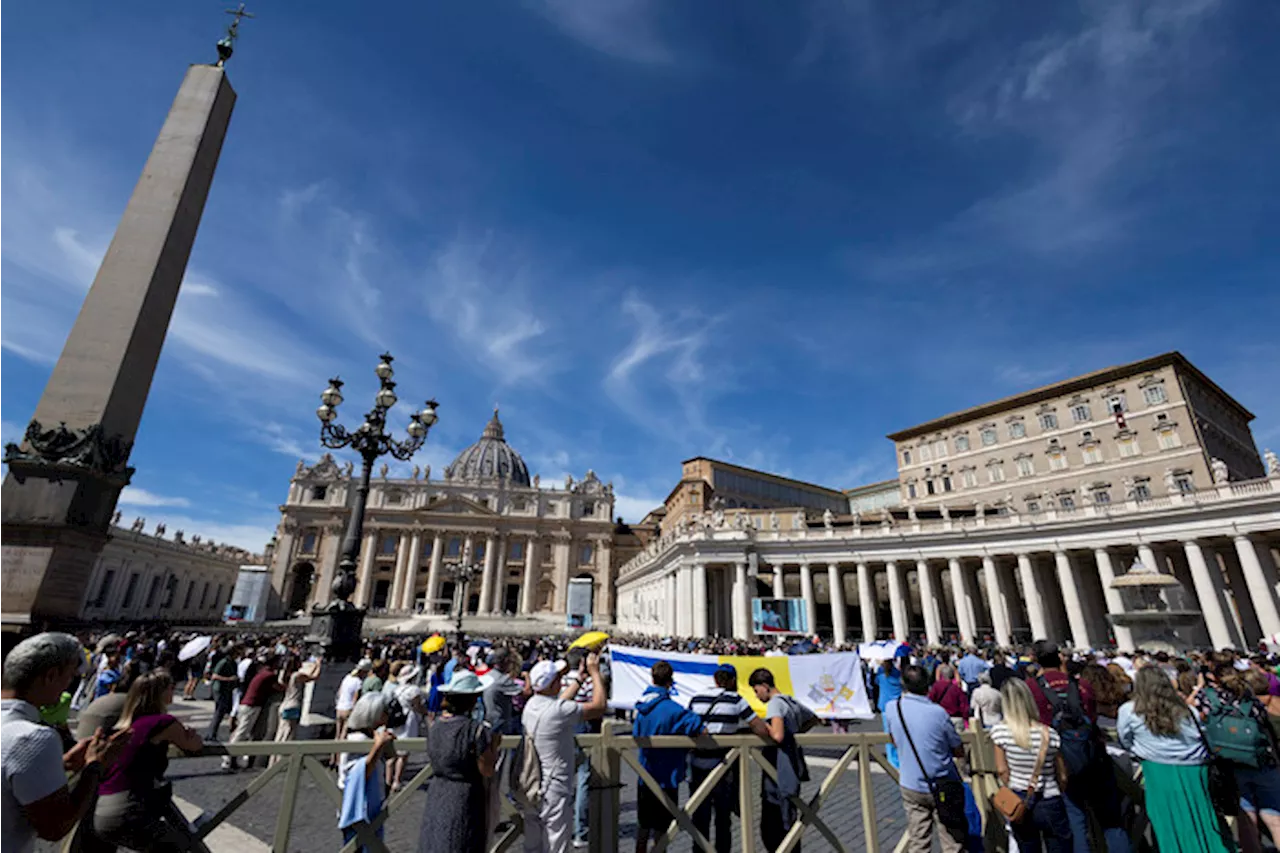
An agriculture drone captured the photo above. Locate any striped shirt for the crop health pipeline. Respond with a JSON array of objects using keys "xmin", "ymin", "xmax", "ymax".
[
  {"xmin": 688, "ymin": 688, "xmax": 755, "ymax": 769},
  {"xmin": 990, "ymin": 723, "xmax": 1061, "ymax": 797}
]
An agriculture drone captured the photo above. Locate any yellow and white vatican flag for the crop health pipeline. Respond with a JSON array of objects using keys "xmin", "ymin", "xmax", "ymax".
[{"xmin": 609, "ymin": 645, "xmax": 873, "ymax": 719}]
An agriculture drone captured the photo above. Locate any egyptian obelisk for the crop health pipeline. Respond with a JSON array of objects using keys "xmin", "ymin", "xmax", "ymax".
[{"xmin": 2, "ymin": 13, "xmax": 248, "ymax": 629}]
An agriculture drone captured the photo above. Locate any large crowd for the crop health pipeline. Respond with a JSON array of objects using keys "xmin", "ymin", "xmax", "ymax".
[{"xmin": 4, "ymin": 625, "xmax": 1280, "ymax": 853}]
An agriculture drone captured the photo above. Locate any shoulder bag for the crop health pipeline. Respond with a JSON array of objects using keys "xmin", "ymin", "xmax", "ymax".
[
  {"xmin": 1191, "ymin": 705, "xmax": 1241, "ymax": 817},
  {"xmin": 897, "ymin": 700, "xmax": 968, "ymax": 837},
  {"xmin": 992, "ymin": 724, "xmax": 1051, "ymax": 823}
]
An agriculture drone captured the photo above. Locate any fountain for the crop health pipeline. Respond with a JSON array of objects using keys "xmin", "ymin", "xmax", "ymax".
[{"xmin": 1108, "ymin": 556, "xmax": 1202, "ymax": 653}]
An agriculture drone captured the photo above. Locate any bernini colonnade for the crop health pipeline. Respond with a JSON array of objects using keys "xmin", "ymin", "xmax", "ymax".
[{"xmin": 615, "ymin": 476, "xmax": 1280, "ymax": 651}]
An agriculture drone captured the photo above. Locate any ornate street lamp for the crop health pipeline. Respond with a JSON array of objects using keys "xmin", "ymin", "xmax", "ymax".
[
  {"xmin": 448, "ymin": 561, "xmax": 482, "ymax": 647},
  {"xmin": 307, "ymin": 352, "xmax": 437, "ymax": 661}
]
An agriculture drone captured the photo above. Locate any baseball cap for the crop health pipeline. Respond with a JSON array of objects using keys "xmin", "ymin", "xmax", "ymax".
[
  {"xmin": 715, "ymin": 663, "xmax": 737, "ymax": 678},
  {"xmin": 355, "ymin": 658, "xmax": 373, "ymax": 672},
  {"xmin": 529, "ymin": 659, "xmax": 568, "ymax": 692}
]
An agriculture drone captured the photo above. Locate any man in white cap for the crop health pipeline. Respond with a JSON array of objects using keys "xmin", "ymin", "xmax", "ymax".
[{"xmin": 520, "ymin": 652, "xmax": 606, "ymax": 853}]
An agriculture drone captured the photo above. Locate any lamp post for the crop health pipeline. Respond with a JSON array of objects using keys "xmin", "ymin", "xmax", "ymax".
[
  {"xmin": 307, "ymin": 352, "xmax": 438, "ymax": 661},
  {"xmin": 449, "ymin": 561, "xmax": 482, "ymax": 648}
]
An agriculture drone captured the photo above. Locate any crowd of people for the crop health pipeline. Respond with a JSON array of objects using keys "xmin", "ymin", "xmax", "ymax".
[{"xmin": 5, "ymin": 624, "xmax": 1280, "ymax": 853}]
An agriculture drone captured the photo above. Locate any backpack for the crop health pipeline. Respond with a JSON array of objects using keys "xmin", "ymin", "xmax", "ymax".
[
  {"xmin": 510, "ymin": 709, "xmax": 544, "ymax": 811},
  {"xmin": 1203, "ymin": 687, "xmax": 1274, "ymax": 769},
  {"xmin": 1037, "ymin": 675, "xmax": 1100, "ymax": 778}
]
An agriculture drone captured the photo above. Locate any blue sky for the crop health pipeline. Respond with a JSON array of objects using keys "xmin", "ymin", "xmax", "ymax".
[{"xmin": 3, "ymin": 0, "xmax": 1278, "ymax": 551}]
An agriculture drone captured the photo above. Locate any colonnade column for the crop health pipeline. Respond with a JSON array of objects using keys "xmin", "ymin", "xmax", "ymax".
[
  {"xmin": 857, "ymin": 562, "xmax": 877, "ymax": 641},
  {"xmin": 677, "ymin": 561, "xmax": 693, "ymax": 636},
  {"xmin": 916, "ymin": 560, "xmax": 940, "ymax": 645},
  {"xmin": 425, "ymin": 533, "xmax": 444, "ymax": 614},
  {"xmin": 732, "ymin": 561, "xmax": 748, "ymax": 637},
  {"xmin": 666, "ymin": 571, "xmax": 679, "ymax": 635},
  {"xmin": 772, "ymin": 563, "xmax": 785, "ymax": 599},
  {"xmin": 1016, "ymin": 553, "xmax": 1049, "ymax": 640},
  {"xmin": 828, "ymin": 564, "xmax": 847, "ymax": 645},
  {"xmin": 1093, "ymin": 548, "xmax": 1133, "ymax": 651},
  {"xmin": 982, "ymin": 555, "xmax": 1010, "ymax": 646},
  {"xmin": 400, "ymin": 530, "xmax": 422, "ymax": 611},
  {"xmin": 887, "ymin": 561, "xmax": 908, "ymax": 641},
  {"xmin": 1236, "ymin": 535, "xmax": 1280, "ymax": 637},
  {"xmin": 1055, "ymin": 550, "xmax": 1092, "ymax": 650},
  {"xmin": 799, "ymin": 563, "xmax": 817, "ymax": 637},
  {"xmin": 692, "ymin": 561, "xmax": 709, "ymax": 637},
  {"xmin": 1183, "ymin": 539, "xmax": 1234, "ymax": 649},
  {"xmin": 356, "ymin": 531, "xmax": 377, "ymax": 607},
  {"xmin": 479, "ymin": 535, "xmax": 498, "ymax": 614},
  {"xmin": 389, "ymin": 531, "xmax": 411, "ymax": 611},
  {"xmin": 521, "ymin": 537, "xmax": 538, "ymax": 615},
  {"xmin": 947, "ymin": 558, "xmax": 974, "ymax": 644}
]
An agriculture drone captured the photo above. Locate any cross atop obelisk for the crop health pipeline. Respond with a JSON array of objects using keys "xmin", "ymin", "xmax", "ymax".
[
  {"xmin": 216, "ymin": 4, "xmax": 255, "ymax": 67},
  {"xmin": 2, "ymin": 12, "xmax": 243, "ymax": 628}
]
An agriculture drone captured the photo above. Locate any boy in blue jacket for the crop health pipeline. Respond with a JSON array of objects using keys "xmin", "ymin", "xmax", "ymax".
[{"xmin": 632, "ymin": 660, "xmax": 705, "ymax": 853}]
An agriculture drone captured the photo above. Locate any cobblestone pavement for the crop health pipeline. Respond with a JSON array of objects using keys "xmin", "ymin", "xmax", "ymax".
[{"xmin": 61, "ymin": 699, "xmax": 914, "ymax": 852}]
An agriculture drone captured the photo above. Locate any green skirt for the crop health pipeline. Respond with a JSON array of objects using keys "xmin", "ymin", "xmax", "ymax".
[{"xmin": 1140, "ymin": 760, "xmax": 1236, "ymax": 853}]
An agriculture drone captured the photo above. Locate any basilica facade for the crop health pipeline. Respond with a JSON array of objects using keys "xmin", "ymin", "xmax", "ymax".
[{"xmin": 267, "ymin": 411, "xmax": 619, "ymax": 625}]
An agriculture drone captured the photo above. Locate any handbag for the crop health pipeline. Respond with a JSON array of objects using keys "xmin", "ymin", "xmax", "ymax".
[
  {"xmin": 1192, "ymin": 706, "xmax": 1241, "ymax": 817},
  {"xmin": 897, "ymin": 701, "xmax": 968, "ymax": 839},
  {"xmin": 991, "ymin": 724, "xmax": 1051, "ymax": 823}
]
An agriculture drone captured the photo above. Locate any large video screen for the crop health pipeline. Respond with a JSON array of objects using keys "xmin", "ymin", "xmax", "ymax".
[{"xmin": 752, "ymin": 598, "xmax": 809, "ymax": 635}]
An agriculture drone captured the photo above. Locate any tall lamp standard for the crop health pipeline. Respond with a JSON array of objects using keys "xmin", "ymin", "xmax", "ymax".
[
  {"xmin": 307, "ymin": 352, "xmax": 438, "ymax": 662},
  {"xmin": 449, "ymin": 561, "xmax": 482, "ymax": 648}
]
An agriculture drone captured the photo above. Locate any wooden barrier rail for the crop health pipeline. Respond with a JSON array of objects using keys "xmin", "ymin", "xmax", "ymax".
[{"xmin": 165, "ymin": 725, "xmax": 1007, "ymax": 853}]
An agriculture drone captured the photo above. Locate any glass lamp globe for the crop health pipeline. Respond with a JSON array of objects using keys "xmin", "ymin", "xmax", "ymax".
[
  {"xmin": 316, "ymin": 404, "xmax": 336, "ymax": 423},
  {"xmin": 375, "ymin": 360, "xmax": 394, "ymax": 380},
  {"xmin": 407, "ymin": 419, "xmax": 427, "ymax": 439},
  {"xmin": 376, "ymin": 387, "xmax": 398, "ymax": 409},
  {"xmin": 418, "ymin": 401, "xmax": 439, "ymax": 427},
  {"xmin": 321, "ymin": 386, "xmax": 343, "ymax": 407}
]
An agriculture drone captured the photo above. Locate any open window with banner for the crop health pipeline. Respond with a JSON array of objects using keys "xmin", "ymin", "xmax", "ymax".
[{"xmin": 567, "ymin": 574, "xmax": 594, "ymax": 629}]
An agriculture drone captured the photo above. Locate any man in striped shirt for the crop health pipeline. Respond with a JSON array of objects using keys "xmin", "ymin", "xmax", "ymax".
[{"xmin": 687, "ymin": 664, "xmax": 770, "ymax": 853}]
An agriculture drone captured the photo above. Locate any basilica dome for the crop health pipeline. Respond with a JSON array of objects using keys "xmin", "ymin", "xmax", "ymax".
[{"xmin": 444, "ymin": 409, "xmax": 531, "ymax": 487}]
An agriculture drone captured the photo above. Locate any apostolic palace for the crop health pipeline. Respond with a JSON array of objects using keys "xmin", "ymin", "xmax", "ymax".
[{"xmin": 260, "ymin": 351, "xmax": 1280, "ymax": 651}]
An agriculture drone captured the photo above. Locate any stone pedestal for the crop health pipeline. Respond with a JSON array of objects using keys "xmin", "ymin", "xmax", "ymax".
[
  {"xmin": 2, "ymin": 65, "xmax": 236, "ymax": 627},
  {"xmin": 305, "ymin": 606, "xmax": 365, "ymax": 664}
]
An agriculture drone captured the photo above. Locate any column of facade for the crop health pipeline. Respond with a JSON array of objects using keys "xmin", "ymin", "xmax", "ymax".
[
  {"xmin": 1016, "ymin": 554, "xmax": 1049, "ymax": 640},
  {"xmin": 1236, "ymin": 535, "xmax": 1280, "ymax": 637},
  {"xmin": 982, "ymin": 555, "xmax": 1011, "ymax": 646},
  {"xmin": 676, "ymin": 562, "xmax": 693, "ymax": 635},
  {"xmin": 799, "ymin": 562, "xmax": 817, "ymax": 637},
  {"xmin": 479, "ymin": 534, "xmax": 498, "ymax": 614},
  {"xmin": 389, "ymin": 531, "xmax": 412, "ymax": 612},
  {"xmin": 887, "ymin": 561, "xmax": 908, "ymax": 641},
  {"xmin": 857, "ymin": 562, "xmax": 877, "ymax": 641},
  {"xmin": 1055, "ymin": 550, "xmax": 1092, "ymax": 650},
  {"xmin": 1093, "ymin": 548, "xmax": 1131, "ymax": 651},
  {"xmin": 399, "ymin": 530, "xmax": 423, "ymax": 611},
  {"xmin": 553, "ymin": 537, "xmax": 571, "ymax": 613},
  {"xmin": 772, "ymin": 563, "xmax": 785, "ymax": 599},
  {"xmin": 828, "ymin": 564, "xmax": 847, "ymax": 645},
  {"xmin": 270, "ymin": 525, "xmax": 297, "ymax": 604},
  {"xmin": 734, "ymin": 561, "xmax": 750, "ymax": 638},
  {"xmin": 666, "ymin": 571, "xmax": 679, "ymax": 634},
  {"xmin": 916, "ymin": 560, "xmax": 941, "ymax": 645},
  {"xmin": 355, "ymin": 530, "xmax": 377, "ymax": 607},
  {"xmin": 596, "ymin": 540, "xmax": 614, "ymax": 623},
  {"xmin": 947, "ymin": 558, "xmax": 974, "ymax": 644},
  {"xmin": 425, "ymin": 532, "xmax": 445, "ymax": 614},
  {"xmin": 312, "ymin": 525, "xmax": 343, "ymax": 608},
  {"xmin": 1182, "ymin": 539, "xmax": 1235, "ymax": 649},
  {"xmin": 521, "ymin": 536, "xmax": 539, "ymax": 615},
  {"xmin": 692, "ymin": 561, "xmax": 709, "ymax": 637}
]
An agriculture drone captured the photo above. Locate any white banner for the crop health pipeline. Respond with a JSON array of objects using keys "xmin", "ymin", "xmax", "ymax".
[{"xmin": 609, "ymin": 645, "xmax": 873, "ymax": 719}]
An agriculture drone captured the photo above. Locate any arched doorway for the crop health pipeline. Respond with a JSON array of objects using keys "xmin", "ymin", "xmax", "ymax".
[{"xmin": 286, "ymin": 563, "xmax": 314, "ymax": 614}]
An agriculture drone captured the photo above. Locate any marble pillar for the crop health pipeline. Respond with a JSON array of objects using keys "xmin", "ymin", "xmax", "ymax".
[
  {"xmin": 1055, "ymin": 550, "xmax": 1092, "ymax": 649},
  {"xmin": 425, "ymin": 532, "xmax": 444, "ymax": 614},
  {"xmin": 948, "ymin": 558, "xmax": 974, "ymax": 644},
  {"xmin": 800, "ymin": 563, "xmax": 817, "ymax": 636},
  {"xmin": 828, "ymin": 564, "xmax": 847, "ymax": 645},
  {"xmin": 917, "ymin": 560, "xmax": 940, "ymax": 645},
  {"xmin": 1017, "ymin": 553, "xmax": 1049, "ymax": 640},
  {"xmin": 857, "ymin": 562, "xmax": 877, "ymax": 641}
]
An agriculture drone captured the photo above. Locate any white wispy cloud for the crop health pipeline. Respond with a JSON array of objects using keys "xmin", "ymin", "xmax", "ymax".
[
  {"xmin": 532, "ymin": 0, "xmax": 674, "ymax": 65},
  {"xmin": 117, "ymin": 487, "xmax": 192, "ymax": 508}
]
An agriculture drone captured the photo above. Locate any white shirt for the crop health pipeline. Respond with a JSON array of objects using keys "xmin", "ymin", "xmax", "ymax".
[
  {"xmin": 336, "ymin": 674, "xmax": 362, "ymax": 713},
  {"xmin": 2, "ymin": 699, "xmax": 69, "ymax": 853},
  {"xmin": 521, "ymin": 694, "xmax": 583, "ymax": 795}
]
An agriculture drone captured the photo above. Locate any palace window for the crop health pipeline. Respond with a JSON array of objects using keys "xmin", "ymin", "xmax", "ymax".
[
  {"xmin": 942, "ymin": 475, "xmax": 953, "ymax": 492},
  {"xmin": 1072, "ymin": 404, "xmax": 1091, "ymax": 423},
  {"xmin": 926, "ymin": 479, "xmax": 936, "ymax": 495},
  {"xmin": 919, "ymin": 444, "xmax": 932, "ymax": 462},
  {"xmin": 955, "ymin": 435, "xmax": 970, "ymax": 452},
  {"xmin": 1174, "ymin": 473, "xmax": 1195, "ymax": 494},
  {"xmin": 582, "ymin": 502, "xmax": 595, "ymax": 517},
  {"xmin": 381, "ymin": 535, "xmax": 397, "ymax": 554},
  {"xmin": 1026, "ymin": 500, "xmax": 1040, "ymax": 513},
  {"xmin": 579, "ymin": 544, "xmax": 594, "ymax": 565},
  {"xmin": 510, "ymin": 540, "xmax": 525, "ymax": 560},
  {"xmin": 447, "ymin": 538, "xmax": 462, "ymax": 557},
  {"xmin": 512, "ymin": 498, "xmax": 528, "ymax": 512},
  {"xmin": 907, "ymin": 482, "xmax": 918, "ymax": 499},
  {"xmin": 475, "ymin": 542, "xmax": 486, "ymax": 561},
  {"xmin": 987, "ymin": 462, "xmax": 1006, "ymax": 483},
  {"xmin": 1144, "ymin": 385, "xmax": 1168, "ymax": 405},
  {"xmin": 1082, "ymin": 445, "xmax": 1103, "ymax": 465},
  {"xmin": 1107, "ymin": 394, "xmax": 1127, "ymax": 414},
  {"xmin": 962, "ymin": 469, "xmax": 978, "ymax": 488},
  {"xmin": 1093, "ymin": 489, "xmax": 1111, "ymax": 505},
  {"xmin": 1009, "ymin": 421, "xmax": 1026, "ymax": 439},
  {"xmin": 902, "ymin": 449, "xmax": 912, "ymax": 465},
  {"xmin": 1133, "ymin": 481, "xmax": 1152, "ymax": 501},
  {"xmin": 981, "ymin": 427, "xmax": 998, "ymax": 446},
  {"xmin": 933, "ymin": 440, "xmax": 948, "ymax": 459},
  {"xmin": 300, "ymin": 530, "xmax": 318, "ymax": 554},
  {"xmin": 1158, "ymin": 429, "xmax": 1181, "ymax": 450},
  {"xmin": 1059, "ymin": 495, "xmax": 1076, "ymax": 510},
  {"xmin": 1016, "ymin": 456, "xmax": 1035, "ymax": 477},
  {"xmin": 310, "ymin": 485, "xmax": 328, "ymax": 502},
  {"xmin": 1048, "ymin": 446, "xmax": 1068, "ymax": 471},
  {"xmin": 1040, "ymin": 413, "xmax": 1059, "ymax": 430},
  {"xmin": 1118, "ymin": 435, "xmax": 1141, "ymax": 457}
]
